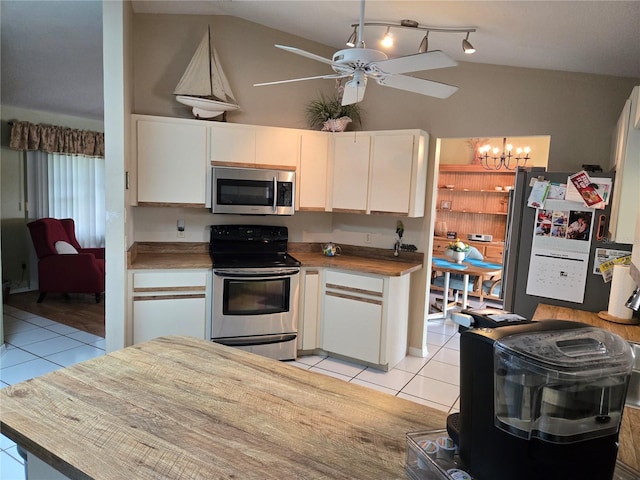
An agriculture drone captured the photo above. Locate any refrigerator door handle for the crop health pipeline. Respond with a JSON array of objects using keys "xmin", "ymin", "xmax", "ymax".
[{"xmin": 596, "ymin": 214, "xmax": 607, "ymax": 241}]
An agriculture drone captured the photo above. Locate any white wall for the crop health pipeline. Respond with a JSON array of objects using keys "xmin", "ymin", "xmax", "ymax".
[{"xmin": 131, "ymin": 14, "xmax": 639, "ymax": 172}]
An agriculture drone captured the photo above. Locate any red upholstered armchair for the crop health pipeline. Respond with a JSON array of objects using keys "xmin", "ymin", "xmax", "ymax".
[{"xmin": 27, "ymin": 218, "xmax": 105, "ymax": 303}]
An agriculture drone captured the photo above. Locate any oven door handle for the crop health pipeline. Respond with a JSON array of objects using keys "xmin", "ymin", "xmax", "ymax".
[
  {"xmin": 213, "ymin": 333, "xmax": 296, "ymax": 347},
  {"xmin": 214, "ymin": 268, "xmax": 300, "ymax": 278}
]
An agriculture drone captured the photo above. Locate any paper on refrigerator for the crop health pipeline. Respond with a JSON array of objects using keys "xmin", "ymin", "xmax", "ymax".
[{"xmin": 526, "ymin": 199, "xmax": 594, "ymax": 303}]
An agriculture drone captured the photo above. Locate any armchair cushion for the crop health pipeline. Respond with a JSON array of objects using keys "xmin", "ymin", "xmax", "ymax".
[{"xmin": 54, "ymin": 240, "xmax": 78, "ymax": 254}]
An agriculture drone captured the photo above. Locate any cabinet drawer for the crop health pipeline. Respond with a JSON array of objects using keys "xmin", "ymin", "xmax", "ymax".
[
  {"xmin": 484, "ymin": 245, "xmax": 504, "ymax": 262},
  {"xmin": 132, "ymin": 271, "xmax": 208, "ymax": 290},
  {"xmin": 325, "ymin": 270, "xmax": 383, "ymax": 294},
  {"xmin": 432, "ymin": 239, "xmax": 451, "ymax": 256}
]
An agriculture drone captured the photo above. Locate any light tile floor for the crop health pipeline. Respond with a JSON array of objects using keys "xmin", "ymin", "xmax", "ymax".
[{"xmin": 0, "ymin": 304, "xmax": 461, "ymax": 479}]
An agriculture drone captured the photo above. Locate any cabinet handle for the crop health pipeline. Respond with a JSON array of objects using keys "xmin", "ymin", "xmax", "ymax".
[
  {"xmin": 134, "ymin": 294, "xmax": 206, "ymax": 301},
  {"xmin": 326, "ymin": 290, "xmax": 382, "ymax": 305}
]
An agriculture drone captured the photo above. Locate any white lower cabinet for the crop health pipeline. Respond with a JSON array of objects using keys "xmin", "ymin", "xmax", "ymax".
[
  {"xmin": 299, "ymin": 268, "xmax": 322, "ymax": 351},
  {"xmin": 129, "ymin": 269, "xmax": 211, "ymax": 345},
  {"xmin": 321, "ymin": 269, "xmax": 409, "ymax": 370}
]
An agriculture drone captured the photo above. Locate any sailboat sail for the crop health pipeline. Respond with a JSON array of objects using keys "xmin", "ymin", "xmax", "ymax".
[{"xmin": 174, "ymin": 26, "xmax": 239, "ymax": 119}]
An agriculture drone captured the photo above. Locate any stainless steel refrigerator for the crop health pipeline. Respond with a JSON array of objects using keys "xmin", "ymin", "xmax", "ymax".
[{"xmin": 503, "ymin": 167, "xmax": 632, "ymax": 319}]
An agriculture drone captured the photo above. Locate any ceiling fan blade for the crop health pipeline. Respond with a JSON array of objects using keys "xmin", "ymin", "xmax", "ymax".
[
  {"xmin": 341, "ymin": 71, "xmax": 367, "ymax": 105},
  {"xmin": 376, "ymin": 74, "xmax": 458, "ymax": 99},
  {"xmin": 254, "ymin": 72, "xmax": 350, "ymax": 87},
  {"xmin": 275, "ymin": 44, "xmax": 336, "ymax": 66},
  {"xmin": 373, "ymin": 50, "xmax": 457, "ymax": 75}
]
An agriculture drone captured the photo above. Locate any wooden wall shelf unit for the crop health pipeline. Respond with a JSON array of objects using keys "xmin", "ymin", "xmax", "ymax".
[{"xmin": 436, "ymin": 165, "xmax": 516, "ymax": 242}]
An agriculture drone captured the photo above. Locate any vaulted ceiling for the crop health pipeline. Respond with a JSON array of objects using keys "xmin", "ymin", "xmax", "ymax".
[{"xmin": 2, "ymin": 1, "xmax": 639, "ymax": 120}]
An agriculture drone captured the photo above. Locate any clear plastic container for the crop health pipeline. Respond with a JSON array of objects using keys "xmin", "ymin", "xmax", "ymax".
[
  {"xmin": 405, "ymin": 430, "xmax": 474, "ymax": 480},
  {"xmin": 405, "ymin": 429, "xmax": 639, "ymax": 480}
]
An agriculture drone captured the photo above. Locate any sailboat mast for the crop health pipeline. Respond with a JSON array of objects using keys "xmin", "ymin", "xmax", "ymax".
[{"xmin": 208, "ymin": 26, "xmax": 214, "ymax": 97}]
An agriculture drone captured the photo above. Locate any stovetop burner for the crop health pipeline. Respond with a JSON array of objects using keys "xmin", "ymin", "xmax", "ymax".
[{"xmin": 209, "ymin": 225, "xmax": 300, "ymax": 269}]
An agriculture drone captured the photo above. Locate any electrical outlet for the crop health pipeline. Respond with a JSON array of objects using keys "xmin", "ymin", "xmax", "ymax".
[
  {"xmin": 177, "ymin": 231, "xmax": 185, "ymax": 238},
  {"xmin": 364, "ymin": 232, "xmax": 372, "ymax": 243}
]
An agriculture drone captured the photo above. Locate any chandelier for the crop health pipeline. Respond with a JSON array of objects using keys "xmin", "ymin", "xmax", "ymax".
[
  {"xmin": 345, "ymin": 19, "xmax": 476, "ymax": 54},
  {"xmin": 478, "ymin": 138, "xmax": 531, "ymax": 170}
]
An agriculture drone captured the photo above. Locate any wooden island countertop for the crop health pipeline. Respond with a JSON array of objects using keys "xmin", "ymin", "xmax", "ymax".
[
  {"xmin": 533, "ymin": 304, "xmax": 640, "ymax": 473},
  {"xmin": 0, "ymin": 336, "xmax": 446, "ymax": 480}
]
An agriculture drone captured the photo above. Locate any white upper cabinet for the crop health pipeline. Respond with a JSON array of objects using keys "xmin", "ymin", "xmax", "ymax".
[
  {"xmin": 255, "ymin": 126, "xmax": 300, "ymax": 168},
  {"xmin": 297, "ymin": 131, "xmax": 331, "ymax": 211},
  {"xmin": 134, "ymin": 115, "xmax": 208, "ymax": 207},
  {"xmin": 609, "ymin": 86, "xmax": 640, "ymax": 244},
  {"xmin": 330, "ymin": 130, "xmax": 428, "ymax": 217},
  {"xmin": 210, "ymin": 123, "xmax": 256, "ymax": 165},
  {"xmin": 332, "ymin": 134, "xmax": 372, "ymax": 213},
  {"xmin": 369, "ymin": 133, "xmax": 420, "ymax": 216},
  {"xmin": 133, "ymin": 114, "xmax": 429, "ymax": 216},
  {"xmin": 210, "ymin": 123, "xmax": 299, "ymax": 169}
]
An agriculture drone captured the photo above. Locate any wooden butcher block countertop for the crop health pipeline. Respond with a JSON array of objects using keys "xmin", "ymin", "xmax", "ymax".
[
  {"xmin": 127, "ymin": 242, "xmax": 423, "ymax": 276},
  {"xmin": 533, "ymin": 304, "xmax": 640, "ymax": 473},
  {"xmin": 0, "ymin": 336, "xmax": 446, "ymax": 480},
  {"xmin": 288, "ymin": 243, "xmax": 423, "ymax": 276}
]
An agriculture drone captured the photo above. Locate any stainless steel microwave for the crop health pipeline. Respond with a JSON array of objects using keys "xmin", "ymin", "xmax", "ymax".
[{"xmin": 211, "ymin": 166, "xmax": 295, "ymax": 215}]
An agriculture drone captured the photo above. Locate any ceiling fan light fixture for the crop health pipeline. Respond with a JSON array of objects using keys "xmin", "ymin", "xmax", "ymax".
[
  {"xmin": 346, "ymin": 27, "xmax": 357, "ymax": 47},
  {"xmin": 462, "ymin": 32, "xmax": 475, "ymax": 54},
  {"xmin": 418, "ymin": 31, "xmax": 429, "ymax": 53}
]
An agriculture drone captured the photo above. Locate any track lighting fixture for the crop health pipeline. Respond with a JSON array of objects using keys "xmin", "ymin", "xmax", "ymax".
[
  {"xmin": 346, "ymin": 26, "xmax": 357, "ymax": 47},
  {"xmin": 347, "ymin": 20, "xmax": 476, "ymax": 55},
  {"xmin": 462, "ymin": 32, "xmax": 475, "ymax": 54},
  {"xmin": 418, "ymin": 31, "xmax": 429, "ymax": 53}
]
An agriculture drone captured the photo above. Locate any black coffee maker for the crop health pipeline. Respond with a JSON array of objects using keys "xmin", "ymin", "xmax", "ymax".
[{"xmin": 448, "ymin": 309, "xmax": 634, "ymax": 480}]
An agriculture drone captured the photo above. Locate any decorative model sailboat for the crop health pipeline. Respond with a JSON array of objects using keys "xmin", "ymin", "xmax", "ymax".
[{"xmin": 174, "ymin": 26, "xmax": 239, "ymax": 119}]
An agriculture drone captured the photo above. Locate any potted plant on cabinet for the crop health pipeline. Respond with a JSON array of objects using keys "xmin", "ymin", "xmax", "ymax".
[{"xmin": 305, "ymin": 92, "xmax": 362, "ymax": 132}]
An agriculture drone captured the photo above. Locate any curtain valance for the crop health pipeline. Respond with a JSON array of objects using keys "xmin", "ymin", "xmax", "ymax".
[{"xmin": 9, "ymin": 121, "xmax": 104, "ymax": 158}]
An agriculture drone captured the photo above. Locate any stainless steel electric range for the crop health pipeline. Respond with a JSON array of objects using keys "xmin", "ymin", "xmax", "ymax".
[{"xmin": 209, "ymin": 225, "xmax": 301, "ymax": 360}]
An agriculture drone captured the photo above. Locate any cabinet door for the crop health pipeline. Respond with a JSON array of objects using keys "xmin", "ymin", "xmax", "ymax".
[
  {"xmin": 322, "ymin": 293, "xmax": 382, "ymax": 364},
  {"xmin": 137, "ymin": 119, "xmax": 208, "ymax": 205},
  {"xmin": 255, "ymin": 126, "xmax": 300, "ymax": 168},
  {"xmin": 300, "ymin": 269, "xmax": 321, "ymax": 350},
  {"xmin": 210, "ymin": 123, "xmax": 256, "ymax": 165},
  {"xmin": 133, "ymin": 297, "xmax": 206, "ymax": 344},
  {"xmin": 609, "ymin": 93, "xmax": 640, "ymax": 244},
  {"xmin": 298, "ymin": 131, "xmax": 330, "ymax": 211},
  {"xmin": 332, "ymin": 134, "xmax": 371, "ymax": 212},
  {"xmin": 322, "ymin": 270, "xmax": 383, "ymax": 364},
  {"xmin": 369, "ymin": 134, "xmax": 414, "ymax": 215}
]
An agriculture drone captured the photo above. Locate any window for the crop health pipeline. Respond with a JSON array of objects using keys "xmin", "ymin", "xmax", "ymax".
[{"xmin": 27, "ymin": 151, "xmax": 105, "ymax": 247}]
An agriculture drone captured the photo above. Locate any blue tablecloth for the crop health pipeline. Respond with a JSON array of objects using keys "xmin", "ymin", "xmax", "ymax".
[
  {"xmin": 432, "ymin": 258, "xmax": 468, "ymax": 270},
  {"xmin": 464, "ymin": 258, "xmax": 503, "ymax": 269}
]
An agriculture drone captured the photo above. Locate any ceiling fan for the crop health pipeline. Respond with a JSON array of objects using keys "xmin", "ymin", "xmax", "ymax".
[{"xmin": 253, "ymin": 0, "xmax": 460, "ymax": 105}]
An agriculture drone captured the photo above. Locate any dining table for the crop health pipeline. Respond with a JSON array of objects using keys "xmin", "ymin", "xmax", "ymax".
[{"xmin": 428, "ymin": 256, "xmax": 503, "ymax": 319}]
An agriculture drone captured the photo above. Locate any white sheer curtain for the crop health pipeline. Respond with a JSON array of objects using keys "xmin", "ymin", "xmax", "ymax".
[{"xmin": 27, "ymin": 151, "xmax": 105, "ymax": 247}]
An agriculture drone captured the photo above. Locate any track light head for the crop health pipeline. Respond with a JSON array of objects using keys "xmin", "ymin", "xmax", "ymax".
[
  {"xmin": 418, "ymin": 31, "xmax": 429, "ymax": 53},
  {"xmin": 462, "ymin": 32, "xmax": 475, "ymax": 54},
  {"xmin": 346, "ymin": 27, "xmax": 357, "ymax": 47},
  {"xmin": 381, "ymin": 26, "xmax": 393, "ymax": 48}
]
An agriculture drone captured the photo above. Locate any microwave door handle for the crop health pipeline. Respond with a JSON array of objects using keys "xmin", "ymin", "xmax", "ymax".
[{"xmin": 273, "ymin": 176, "xmax": 277, "ymax": 212}]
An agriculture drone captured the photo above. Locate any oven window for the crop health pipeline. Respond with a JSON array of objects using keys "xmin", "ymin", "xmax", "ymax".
[
  {"xmin": 217, "ymin": 179, "xmax": 274, "ymax": 206},
  {"xmin": 223, "ymin": 277, "xmax": 290, "ymax": 316}
]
